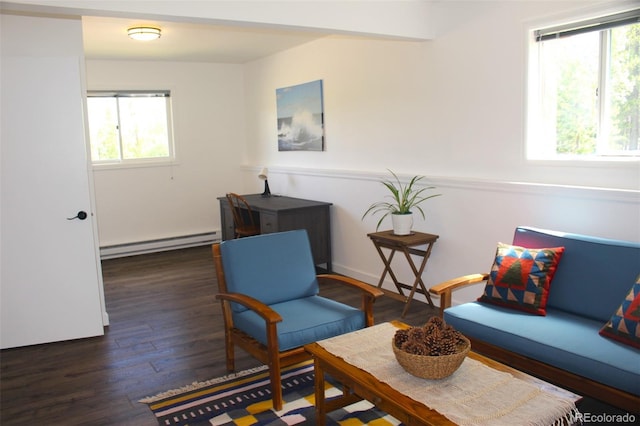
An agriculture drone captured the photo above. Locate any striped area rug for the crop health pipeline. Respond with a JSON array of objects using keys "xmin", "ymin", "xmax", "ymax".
[{"xmin": 140, "ymin": 361, "xmax": 401, "ymax": 425}]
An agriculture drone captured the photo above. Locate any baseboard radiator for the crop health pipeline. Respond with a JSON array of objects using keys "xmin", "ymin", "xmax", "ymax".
[{"xmin": 100, "ymin": 231, "xmax": 220, "ymax": 259}]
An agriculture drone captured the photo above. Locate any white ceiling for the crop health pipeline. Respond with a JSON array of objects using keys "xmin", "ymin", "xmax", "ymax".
[
  {"xmin": 6, "ymin": 0, "xmax": 434, "ymax": 63},
  {"xmin": 82, "ymin": 15, "xmax": 329, "ymax": 63}
]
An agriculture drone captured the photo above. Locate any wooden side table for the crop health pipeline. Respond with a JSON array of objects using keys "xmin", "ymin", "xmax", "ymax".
[{"xmin": 367, "ymin": 230, "xmax": 439, "ymax": 317}]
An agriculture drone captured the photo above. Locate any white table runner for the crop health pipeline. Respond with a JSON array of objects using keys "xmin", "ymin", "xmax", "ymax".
[{"xmin": 318, "ymin": 322, "xmax": 580, "ymax": 426}]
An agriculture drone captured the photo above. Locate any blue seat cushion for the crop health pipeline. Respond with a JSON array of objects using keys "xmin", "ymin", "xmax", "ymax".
[
  {"xmin": 444, "ymin": 302, "xmax": 640, "ymax": 396},
  {"xmin": 232, "ymin": 296, "xmax": 365, "ymax": 351},
  {"xmin": 220, "ymin": 230, "xmax": 319, "ymax": 313}
]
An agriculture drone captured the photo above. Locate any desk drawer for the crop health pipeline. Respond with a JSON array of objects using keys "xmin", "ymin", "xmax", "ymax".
[{"xmin": 260, "ymin": 212, "xmax": 278, "ymax": 234}]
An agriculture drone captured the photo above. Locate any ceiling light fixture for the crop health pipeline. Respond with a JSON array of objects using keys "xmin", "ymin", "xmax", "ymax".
[{"xmin": 127, "ymin": 26, "xmax": 161, "ymax": 41}]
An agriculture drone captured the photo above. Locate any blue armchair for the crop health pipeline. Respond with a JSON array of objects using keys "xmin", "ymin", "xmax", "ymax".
[{"xmin": 212, "ymin": 230, "xmax": 383, "ymax": 410}]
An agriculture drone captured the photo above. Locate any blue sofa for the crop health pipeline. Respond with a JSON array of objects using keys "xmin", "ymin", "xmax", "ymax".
[{"xmin": 429, "ymin": 226, "xmax": 640, "ymax": 412}]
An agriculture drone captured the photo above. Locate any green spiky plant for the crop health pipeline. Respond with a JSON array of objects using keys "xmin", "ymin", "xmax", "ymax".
[{"xmin": 362, "ymin": 170, "xmax": 441, "ymax": 231}]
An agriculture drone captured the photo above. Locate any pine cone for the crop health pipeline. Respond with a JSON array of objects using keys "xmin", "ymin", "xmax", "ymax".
[
  {"xmin": 425, "ymin": 316, "xmax": 445, "ymax": 329},
  {"xmin": 440, "ymin": 339, "xmax": 457, "ymax": 355},
  {"xmin": 440, "ymin": 328, "xmax": 456, "ymax": 342},
  {"xmin": 423, "ymin": 323, "xmax": 437, "ymax": 335},
  {"xmin": 424, "ymin": 333, "xmax": 439, "ymax": 351},
  {"xmin": 429, "ymin": 346, "xmax": 442, "ymax": 356},
  {"xmin": 394, "ymin": 329, "xmax": 410, "ymax": 348},
  {"xmin": 408, "ymin": 327, "xmax": 426, "ymax": 343},
  {"xmin": 403, "ymin": 341, "xmax": 429, "ymax": 355}
]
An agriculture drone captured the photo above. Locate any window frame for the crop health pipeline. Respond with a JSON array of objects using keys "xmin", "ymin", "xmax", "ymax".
[
  {"xmin": 525, "ymin": 8, "xmax": 640, "ymax": 163},
  {"xmin": 86, "ymin": 90, "xmax": 176, "ymax": 168}
]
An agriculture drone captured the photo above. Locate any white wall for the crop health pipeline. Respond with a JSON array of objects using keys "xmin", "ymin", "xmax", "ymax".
[
  {"xmin": 244, "ymin": 1, "xmax": 639, "ymax": 189},
  {"xmin": 86, "ymin": 1, "xmax": 639, "ymax": 307},
  {"xmin": 241, "ymin": 1, "xmax": 640, "ymax": 305},
  {"xmin": 86, "ymin": 60, "xmax": 246, "ymax": 246}
]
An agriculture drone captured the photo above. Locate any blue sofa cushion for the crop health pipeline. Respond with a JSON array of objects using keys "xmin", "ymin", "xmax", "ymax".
[
  {"xmin": 513, "ymin": 227, "xmax": 640, "ymax": 322},
  {"xmin": 220, "ymin": 230, "xmax": 319, "ymax": 313},
  {"xmin": 478, "ymin": 242, "xmax": 564, "ymax": 315},
  {"xmin": 232, "ymin": 296, "xmax": 365, "ymax": 351},
  {"xmin": 445, "ymin": 301, "xmax": 640, "ymax": 396},
  {"xmin": 600, "ymin": 275, "xmax": 640, "ymax": 349}
]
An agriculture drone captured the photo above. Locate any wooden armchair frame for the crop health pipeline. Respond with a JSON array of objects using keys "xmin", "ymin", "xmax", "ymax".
[
  {"xmin": 212, "ymin": 243, "xmax": 383, "ymax": 410},
  {"xmin": 429, "ymin": 273, "xmax": 489, "ymax": 318},
  {"xmin": 429, "ymin": 274, "xmax": 640, "ymax": 413}
]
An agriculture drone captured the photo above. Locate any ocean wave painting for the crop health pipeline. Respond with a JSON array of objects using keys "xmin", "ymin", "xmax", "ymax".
[{"xmin": 276, "ymin": 80, "xmax": 324, "ymax": 151}]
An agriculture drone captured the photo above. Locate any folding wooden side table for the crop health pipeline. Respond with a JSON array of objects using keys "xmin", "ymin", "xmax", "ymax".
[{"xmin": 367, "ymin": 230, "xmax": 439, "ymax": 317}]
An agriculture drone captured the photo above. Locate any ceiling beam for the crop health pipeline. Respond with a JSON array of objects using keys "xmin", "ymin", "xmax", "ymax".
[{"xmin": 0, "ymin": 0, "xmax": 436, "ymax": 40}]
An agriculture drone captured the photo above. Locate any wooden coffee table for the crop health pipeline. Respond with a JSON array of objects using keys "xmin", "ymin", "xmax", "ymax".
[{"xmin": 305, "ymin": 321, "xmax": 580, "ymax": 425}]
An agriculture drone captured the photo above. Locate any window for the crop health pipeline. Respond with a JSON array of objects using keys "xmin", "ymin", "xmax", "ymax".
[
  {"xmin": 87, "ymin": 91, "xmax": 174, "ymax": 165},
  {"xmin": 527, "ymin": 10, "xmax": 640, "ymax": 160}
]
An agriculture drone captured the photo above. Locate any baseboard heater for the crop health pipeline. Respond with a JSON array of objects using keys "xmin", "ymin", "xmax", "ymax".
[{"xmin": 100, "ymin": 231, "xmax": 220, "ymax": 260}]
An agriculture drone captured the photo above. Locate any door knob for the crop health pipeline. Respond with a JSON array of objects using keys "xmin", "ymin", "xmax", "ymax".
[{"xmin": 67, "ymin": 211, "xmax": 88, "ymax": 220}]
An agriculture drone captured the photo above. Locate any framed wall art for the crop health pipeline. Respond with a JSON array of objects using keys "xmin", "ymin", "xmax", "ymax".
[{"xmin": 276, "ymin": 79, "xmax": 324, "ymax": 151}]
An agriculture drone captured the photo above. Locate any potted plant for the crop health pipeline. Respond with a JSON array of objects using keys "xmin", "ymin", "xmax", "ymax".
[{"xmin": 362, "ymin": 170, "xmax": 440, "ymax": 235}]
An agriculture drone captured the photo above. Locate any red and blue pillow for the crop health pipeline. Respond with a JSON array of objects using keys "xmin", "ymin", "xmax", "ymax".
[
  {"xmin": 478, "ymin": 243, "xmax": 565, "ymax": 315},
  {"xmin": 599, "ymin": 275, "xmax": 640, "ymax": 349}
]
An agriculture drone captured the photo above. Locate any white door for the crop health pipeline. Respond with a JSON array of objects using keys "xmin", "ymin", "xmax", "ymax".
[{"xmin": 1, "ymin": 53, "xmax": 106, "ymax": 348}]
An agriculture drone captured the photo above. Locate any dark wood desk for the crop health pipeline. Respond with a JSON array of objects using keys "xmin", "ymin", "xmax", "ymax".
[
  {"xmin": 367, "ymin": 230, "xmax": 439, "ymax": 317},
  {"xmin": 219, "ymin": 194, "xmax": 332, "ymax": 270}
]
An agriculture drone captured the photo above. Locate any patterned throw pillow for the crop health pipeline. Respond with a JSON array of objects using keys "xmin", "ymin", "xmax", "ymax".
[
  {"xmin": 478, "ymin": 243, "xmax": 565, "ymax": 315},
  {"xmin": 599, "ymin": 276, "xmax": 640, "ymax": 349}
]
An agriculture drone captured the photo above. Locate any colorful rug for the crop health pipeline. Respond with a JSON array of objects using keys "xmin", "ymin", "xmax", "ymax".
[{"xmin": 140, "ymin": 361, "xmax": 401, "ymax": 426}]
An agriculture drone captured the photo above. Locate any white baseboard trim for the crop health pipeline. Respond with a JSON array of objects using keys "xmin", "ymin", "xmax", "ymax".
[{"xmin": 100, "ymin": 231, "xmax": 220, "ymax": 259}]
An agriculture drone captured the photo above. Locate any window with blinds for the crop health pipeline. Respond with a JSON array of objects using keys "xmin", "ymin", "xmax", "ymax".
[
  {"xmin": 87, "ymin": 91, "xmax": 174, "ymax": 165},
  {"xmin": 527, "ymin": 9, "xmax": 639, "ymax": 160}
]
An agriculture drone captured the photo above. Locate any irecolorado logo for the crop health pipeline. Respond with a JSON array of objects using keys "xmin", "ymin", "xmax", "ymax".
[{"xmin": 578, "ymin": 412, "xmax": 636, "ymax": 424}]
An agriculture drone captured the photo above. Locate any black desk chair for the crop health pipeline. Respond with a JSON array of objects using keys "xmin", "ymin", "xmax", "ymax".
[{"xmin": 226, "ymin": 193, "xmax": 261, "ymax": 238}]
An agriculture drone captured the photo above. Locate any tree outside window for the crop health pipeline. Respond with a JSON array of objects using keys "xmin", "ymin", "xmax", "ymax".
[
  {"xmin": 529, "ymin": 12, "xmax": 639, "ymax": 159},
  {"xmin": 87, "ymin": 91, "xmax": 173, "ymax": 164}
]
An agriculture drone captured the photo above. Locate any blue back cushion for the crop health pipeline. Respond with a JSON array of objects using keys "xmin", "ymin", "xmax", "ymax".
[
  {"xmin": 220, "ymin": 230, "xmax": 319, "ymax": 312},
  {"xmin": 513, "ymin": 227, "xmax": 640, "ymax": 322}
]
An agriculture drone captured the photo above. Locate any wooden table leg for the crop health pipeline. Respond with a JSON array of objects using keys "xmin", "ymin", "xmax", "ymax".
[
  {"xmin": 313, "ymin": 358, "xmax": 326, "ymax": 426},
  {"xmin": 401, "ymin": 253, "xmax": 430, "ymax": 317},
  {"xmin": 373, "ymin": 245, "xmax": 406, "ymax": 296},
  {"xmin": 401, "ymin": 243, "xmax": 435, "ymax": 317}
]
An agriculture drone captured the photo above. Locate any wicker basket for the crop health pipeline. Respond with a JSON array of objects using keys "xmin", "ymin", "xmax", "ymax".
[{"xmin": 392, "ymin": 336, "xmax": 471, "ymax": 379}]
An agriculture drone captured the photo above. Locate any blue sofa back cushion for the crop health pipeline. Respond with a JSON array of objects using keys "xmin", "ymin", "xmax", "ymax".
[
  {"xmin": 232, "ymin": 296, "xmax": 365, "ymax": 351},
  {"xmin": 513, "ymin": 227, "xmax": 640, "ymax": 322},
  {"xmin": 220, "ymin": 230, "xmax": 319, "ymax": 313},
  {"xmin": 444, "ymin": 302, "xmax": 640, "ymax": 396}
]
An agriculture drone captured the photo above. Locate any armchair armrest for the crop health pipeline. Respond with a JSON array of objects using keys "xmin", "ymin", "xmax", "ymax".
[
  {"xmin": 429, "ymin": 273, "xmax": 489, "ymax": 318},
  {"xmin": 317, "ymin": 274, "xmax": 384, "ymax": 326},
  {"xmin": 215, "ymin": 292, "xmax": 283, "ymax": 324}
]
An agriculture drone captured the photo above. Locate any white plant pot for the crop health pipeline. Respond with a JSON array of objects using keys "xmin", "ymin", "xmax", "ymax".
[{"xmin": 392, "ymin": 213, "xmax": 413, "ymax": 236}]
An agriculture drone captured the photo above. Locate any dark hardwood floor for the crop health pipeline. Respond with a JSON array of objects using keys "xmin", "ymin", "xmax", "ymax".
[{"xmin": 0, "ymin": 245, "xmax": 438, "ymax": 425}]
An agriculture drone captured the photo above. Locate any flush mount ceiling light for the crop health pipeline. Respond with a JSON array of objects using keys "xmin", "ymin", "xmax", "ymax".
[{"xmin": 127, "ymin": 26, "xmax": 161, "ymax": 41}]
